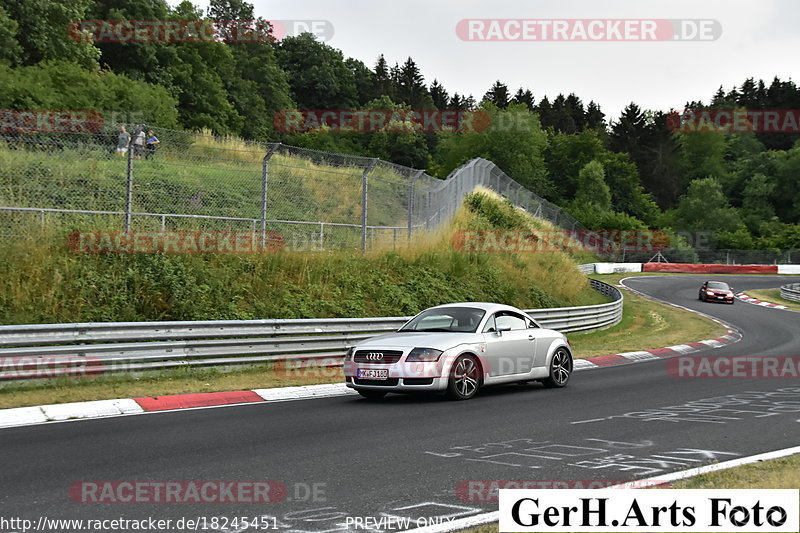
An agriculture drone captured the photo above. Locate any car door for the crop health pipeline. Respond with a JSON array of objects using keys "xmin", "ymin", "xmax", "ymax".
[
  {"xmin": 482, "ymin": 311, "xmax": 536, "ymax": 376},
  {"xmin": 527, "ymin": 317, "xmax": 551, "ymax": 369}
]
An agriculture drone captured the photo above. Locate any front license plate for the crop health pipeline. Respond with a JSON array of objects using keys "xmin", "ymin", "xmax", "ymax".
[
  {"xmin": 717, "ymin": 296, "xmax": 724, "ymax": 299},
  {"xmin": 357, "ymin": 369, "xmax": 388, "ymax": 380}
]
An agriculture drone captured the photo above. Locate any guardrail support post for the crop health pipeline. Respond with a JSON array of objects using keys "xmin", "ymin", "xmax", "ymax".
[
  {"xmin": 361, "ymin": 158, "xmax": 378, "ymax": 253},
  {"xmin": 261, "ymin": 143, "xmax": 280, "ymax": 249},
  {"xmin": 408, "ymin": 169, "xmax": 424, "ymax": 241}
]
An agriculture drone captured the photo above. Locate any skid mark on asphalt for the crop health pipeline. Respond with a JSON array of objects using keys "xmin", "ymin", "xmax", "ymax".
[
  {"xmin": 424, "ymin": 437, "xmax": 739, "ymax": 477},
  {"xmin": 571, "ymin": 387, "xmax": 800, "ymax": 425}
]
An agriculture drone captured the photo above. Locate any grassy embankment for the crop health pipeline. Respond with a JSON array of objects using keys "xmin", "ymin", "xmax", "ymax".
[{"xmin": 743, "ymin": 288, "xmax": 800, "ymax": 311}]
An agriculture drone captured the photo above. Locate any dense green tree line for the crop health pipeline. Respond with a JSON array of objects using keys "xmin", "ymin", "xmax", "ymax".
[{"xmin": 1, "ymin": 0, "xmax": 799, "ymax": 250}]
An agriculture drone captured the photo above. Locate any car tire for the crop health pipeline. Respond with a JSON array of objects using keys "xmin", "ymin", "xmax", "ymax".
[
  {"xmin": 542, "ymin": 348, "xmax": 573, "ymax": 388},
  {"xmin": 357, "ymin": 390, "xmax": 387, "ymax": 400},
  {"xmin": 446, "ymin": 354, "xmax": 481, "ymax": 400}
]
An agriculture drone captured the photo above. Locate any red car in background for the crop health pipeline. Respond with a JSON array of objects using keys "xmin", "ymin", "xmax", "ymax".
[{"xmin": 699, "ymin": 280, "xmax": 735, "ymax": 304}]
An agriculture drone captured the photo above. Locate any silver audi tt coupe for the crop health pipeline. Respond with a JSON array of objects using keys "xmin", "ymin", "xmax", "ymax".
[{"xmin": 343, "ymin": 302, "xmax": 573, "ymax": 400}]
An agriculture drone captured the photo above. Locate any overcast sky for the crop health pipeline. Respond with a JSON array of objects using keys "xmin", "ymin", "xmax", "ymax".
[{"xmin": 174, "ymin": 0, "xmax": 799, "ymax": 121}]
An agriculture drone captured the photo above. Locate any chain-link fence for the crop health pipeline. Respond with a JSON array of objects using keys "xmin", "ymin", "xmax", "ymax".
[
  {"xmin": 618, "ymin": 248, "xmax": 800, "ymax": 265},
  {"xmin": 7, "ymin": 123, "xmax": 794, "ymax": 263},
  {"xmin": 0, "ymin": 122, "xmax": 583, "ymax": 252}
]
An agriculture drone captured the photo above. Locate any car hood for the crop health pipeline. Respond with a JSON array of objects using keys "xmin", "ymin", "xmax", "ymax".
[{"xmin": 355, "ymin": 331, "xmax": 483, "ymax": 351}]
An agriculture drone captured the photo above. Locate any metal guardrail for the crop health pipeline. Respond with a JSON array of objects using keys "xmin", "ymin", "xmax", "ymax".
[
  {"xmin": 0, "ymin": 281, "xmax": 622, "ymax": 381},
  {"xmin": 780, "ymin": 283, "xmax": 800, "ymax": 303}
]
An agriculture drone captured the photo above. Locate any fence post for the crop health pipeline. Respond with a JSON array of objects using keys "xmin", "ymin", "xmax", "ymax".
[
  {"xmin": 261, "ymin": 143, "xmax": 280, "ymax": 249},
  {"xmin": 125, "ymin": 139, "xmax": 134, "ymax": 232},
  {"xmin": 408, "ymin": 169, "xmax": 424, "ymax": 241},
  {"xmin": 361, "ymin": 158, "xmax": 378, "ymax": 253}
]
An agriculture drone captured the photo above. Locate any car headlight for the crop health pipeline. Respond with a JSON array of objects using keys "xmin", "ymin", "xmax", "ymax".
[
  {"xmin": 706, "ymin": 291, "xmax": 715, "ymax": 296},
  {"xmin": 406, "ymin": 347, "xmax": 443, "ymax": 362},
  {"xmin": 346, "ymin": 346, "xmax": 355, "ymax": 360}
]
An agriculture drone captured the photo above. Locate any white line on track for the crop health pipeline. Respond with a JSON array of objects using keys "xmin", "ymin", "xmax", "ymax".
[{"xmin": 570, "ymin": 417, "xmax": 607, "ymax": 424}]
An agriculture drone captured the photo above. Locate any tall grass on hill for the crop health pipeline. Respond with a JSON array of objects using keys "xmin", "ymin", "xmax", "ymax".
[
  {"xmin": 0, "ymin": 191, "xmax": 603, "ymax": 325},
  {"xmin": 0, "ymin": 132, "xmax": 412, "ymax": 230}
]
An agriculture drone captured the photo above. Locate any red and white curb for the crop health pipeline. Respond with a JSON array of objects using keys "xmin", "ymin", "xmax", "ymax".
[
  {"xmin": 736, "ymin": 291, "xmax": 788, "ymax": 309},
  {"xmin": 572, "ymin": 328, "xmax": 740, "ymax": 370},
  {"xmin": 0, "ymin": 385, "xmax": 359, "ymax": 429}
]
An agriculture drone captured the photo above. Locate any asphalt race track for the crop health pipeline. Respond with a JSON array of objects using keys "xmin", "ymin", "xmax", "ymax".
[{"xmin": 2, "ymin": 275, "xmax": 799, "ymax": 532}]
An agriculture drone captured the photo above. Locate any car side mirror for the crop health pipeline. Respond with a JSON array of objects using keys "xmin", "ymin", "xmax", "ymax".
[{"xmin": 497, "ymin": 325, "xmax": 512, "ymax": 336}]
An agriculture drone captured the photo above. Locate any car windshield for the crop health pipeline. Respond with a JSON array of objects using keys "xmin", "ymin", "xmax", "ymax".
[
  {"xmin": 399, "ymin": 306, "xmax": 486, "ymax": 333},
  {"xmin": 707, "ymin": 282, "xmax": 730, "ymax": 290}
]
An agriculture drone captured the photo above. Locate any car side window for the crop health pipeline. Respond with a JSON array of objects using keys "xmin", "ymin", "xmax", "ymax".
[
  {"xmin": 527, "ymin": 318, "xmax": 539, "ymax": 329},
  {"xmin": 494, "ymin": 312, "xmax": 527, "ymax": 331},
  {"xmin": 482, "ymin": 314, "xmax": 497, "ymax": 333}
]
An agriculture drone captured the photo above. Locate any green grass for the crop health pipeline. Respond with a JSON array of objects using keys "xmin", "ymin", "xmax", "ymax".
[
  {"xmin": 673, "ymin": 453, "xmax": 800, "ymax": 489},
  {"xmin": 0, "ymin": 189, "xmax": 602, "ymax": 324},
  {"xmin": 744, "ymin": 288, "xmax": 800, "ymax": 311},
  {"xmin": 0, "ymin": 136, "xmax": 407, "ymax": 231}
]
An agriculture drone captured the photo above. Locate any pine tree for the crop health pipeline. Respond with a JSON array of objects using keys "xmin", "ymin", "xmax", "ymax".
[
  {"xmin": 512, "ymin": 88, "xmax": 535, "ymax": 111},
  {"xmin": 585, "ymin": 101, "xmax": 606, "ymax": 130},
  {"xmin": 372, "ymin": 54, "xmax": 393, "ymax": 100},
  {"xmin": 397, "ymin": 57, "xmax": 426, "ymax": 107},
  {"xmin": 483, "ymin": 80, "xmax": 510, "ymax": 109},
  {"xmin": 449, "ymin": 92, "xmax": 465, "ymax": 111},
  {"xmin": 429, "ymin": 79, "xmax": 449, "ymax": 109}
]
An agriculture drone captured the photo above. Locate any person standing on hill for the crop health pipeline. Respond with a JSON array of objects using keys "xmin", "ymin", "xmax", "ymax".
[
  {"xmin": 145, "ymin": 130, "xmax": 160, "ymax": 159},
  {"xmin": 132, "ymin": 126, "xmax": 146, "ymax": 159},
  {"xmin": 116, "ymin": 125, "xmax": 130, "ymax": 156}
]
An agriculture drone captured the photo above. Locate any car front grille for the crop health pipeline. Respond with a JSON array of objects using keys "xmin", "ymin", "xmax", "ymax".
[
  {"xmin": 353, "ymin": 350, "xmax": 403, "ymax": 364},
  {"xmin": 353, "ymin": 378, "xmax": 399, "ymax": 386}
]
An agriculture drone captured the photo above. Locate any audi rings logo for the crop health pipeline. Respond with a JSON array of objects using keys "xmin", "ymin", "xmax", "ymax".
[{"xmin": 366, "ymin": 352, "xmax": 384, "ymax": 361}]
